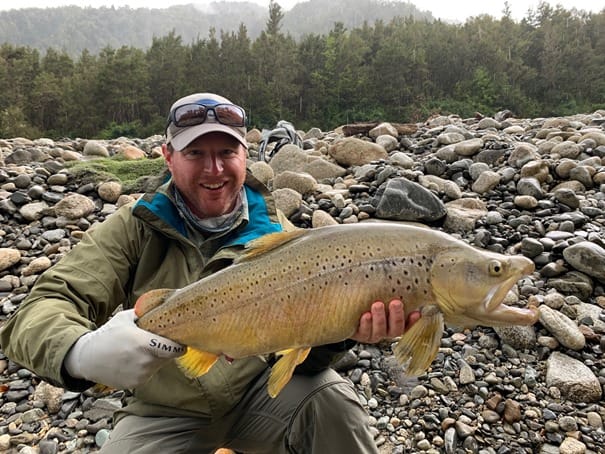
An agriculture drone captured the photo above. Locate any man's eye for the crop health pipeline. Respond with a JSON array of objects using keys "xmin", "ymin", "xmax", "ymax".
[
  {"xmin": 183, "ymin": 150, "xmax": 203, "ymax": 159},
  {"xmin": 222, "ymin": 149, "xmax": 237, "ymax": 157}
]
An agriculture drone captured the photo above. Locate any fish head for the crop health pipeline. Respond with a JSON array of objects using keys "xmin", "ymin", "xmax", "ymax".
[{"xmin": 430, "ymin": 247, "xmax": 539, "ymax": 328}]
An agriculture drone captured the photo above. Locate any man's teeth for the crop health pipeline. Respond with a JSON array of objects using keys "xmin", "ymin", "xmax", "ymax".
[{"xmin": 203, "ymin": 183, "xmax": 225, "ymax": 189}]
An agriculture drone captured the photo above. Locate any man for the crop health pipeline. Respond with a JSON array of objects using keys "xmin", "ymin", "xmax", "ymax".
[{"xmin": 1, "ymin": 93, "xmax": 419, "ymax": 453}]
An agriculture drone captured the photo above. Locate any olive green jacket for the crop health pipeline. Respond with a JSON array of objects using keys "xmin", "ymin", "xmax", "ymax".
[{"xmin": 0, "ymin": 173, "xmax": 352, "ymax": 422}]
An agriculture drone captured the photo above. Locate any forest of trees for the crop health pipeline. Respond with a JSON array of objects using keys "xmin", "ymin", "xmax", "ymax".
[{"xmin": 0, "ymin": 1, "xmax": 604, "ymax": 140}]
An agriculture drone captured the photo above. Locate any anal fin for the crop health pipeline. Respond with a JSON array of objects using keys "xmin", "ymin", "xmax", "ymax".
[
  {"xmin": 267, "ymin": 347, "xmax": 311, "ymax": 398},
  {"xmin": 177, "ymin": 347, "xmax": 219, "ymax": 378}
]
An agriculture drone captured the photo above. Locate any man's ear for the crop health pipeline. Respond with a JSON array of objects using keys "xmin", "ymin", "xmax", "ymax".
[{"xmin": 162, "ymin": 144, "xmax": 173, "ymax": 168}]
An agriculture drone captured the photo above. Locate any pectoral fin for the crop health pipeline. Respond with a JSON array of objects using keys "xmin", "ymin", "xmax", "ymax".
[
  {"xmin": 267, "ymin": 347, "xmax": 311, "ymax": 398},
  {"xmin": 177, "ymin": 347, "xmax": 219, "ymax": 378},
  {"xmin": 392, "ymin": 306, "xmax": 444, "ymax": 376}
]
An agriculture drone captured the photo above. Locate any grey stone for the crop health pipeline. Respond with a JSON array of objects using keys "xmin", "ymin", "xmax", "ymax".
[{"xmin": 374, "ymin": 178, "xmax": 446, "ymax": 222}]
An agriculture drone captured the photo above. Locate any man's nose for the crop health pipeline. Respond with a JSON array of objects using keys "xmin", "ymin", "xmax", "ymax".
[{"xmin": 202, "ymin": 154, "xmax": 224, "ymax": 174}]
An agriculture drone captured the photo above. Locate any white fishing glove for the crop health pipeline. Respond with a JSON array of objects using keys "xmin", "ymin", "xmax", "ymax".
[{"xmin": 64, "ymin": 309, "xmax": 185, "ymax": 389}]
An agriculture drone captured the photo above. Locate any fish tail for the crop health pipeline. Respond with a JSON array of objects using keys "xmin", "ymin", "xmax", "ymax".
[
  {"xmin": 134, "ymin": 288, "xmax": 175, "ymax": 317},
  {"xmin": 393, "ymin": 306, "xmax": 444, "ymax": 376}
]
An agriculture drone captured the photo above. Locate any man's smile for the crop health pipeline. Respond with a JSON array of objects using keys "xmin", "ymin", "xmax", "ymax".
[{"xmin": 202, "ymin": 182, "xmax": 227, "ymax": 190}]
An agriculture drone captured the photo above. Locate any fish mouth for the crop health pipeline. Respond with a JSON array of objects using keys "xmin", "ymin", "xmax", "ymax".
[
  {"xmin": 483, "ymin": 272, "xmax": 525, "ymax": 312},
  {"xmin": 480, "ymin": 273, "xmax": 539, "ymax": 326}
]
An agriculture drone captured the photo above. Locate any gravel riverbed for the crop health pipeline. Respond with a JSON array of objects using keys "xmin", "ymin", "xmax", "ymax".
[{"xmin": 1, "ymin": 110, "xmax": 604, "ymax": 453}]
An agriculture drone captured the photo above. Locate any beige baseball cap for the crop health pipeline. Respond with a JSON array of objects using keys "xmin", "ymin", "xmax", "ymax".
[{"xmin": 166, "ymin": 93, "xmax": 248, "ymax": 151}]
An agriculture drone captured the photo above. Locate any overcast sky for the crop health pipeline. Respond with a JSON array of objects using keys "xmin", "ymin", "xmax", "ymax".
[{"xmin": 0, "ymin": 0, "xmax": 602, "ymax": 23}]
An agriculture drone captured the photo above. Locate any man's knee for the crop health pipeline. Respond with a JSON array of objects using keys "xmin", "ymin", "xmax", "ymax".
[
  {"xmin": 287, "ymin": 374, "xmax": 378, "ymax": 453},
  {"xmin": 299, "ymin": 377, "xmax": 368, "ymax": 422}
]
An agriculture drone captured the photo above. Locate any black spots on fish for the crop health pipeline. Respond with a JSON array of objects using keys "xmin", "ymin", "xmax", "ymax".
[
  {"xmin": 363, "ymin": 262, "xmax": 381, "ymax": 280},
  {"xmin": 283, "ymin": 261, "xmax": 308, "ymax": 278},
  {"xmin": 440, "ymin": 257, "xmax": 457, "ymax": 267},
  {"xmin": 419, "ymin": 256, "xmax": 431, "ymax": 274},
  {"xmin": 389, "ymin": 276, "xmax": 403, "ymax": 287},
  {"xmin": 151, "ymin": 311, "xmax": 168, "ymax": 330},
  {"xmin": 264, "ymin": 275, "xmax": 280, "ymax": 290},
  {"xmin": 275, "ymin": 292, "xmax": 294, "ymax": 306},
  {"xmin": 212, "ymin": 287, "xmax": 219, "ymax": 296},
  {"xmin": 305, "ymin": 277, "xmax": 331, "ymax": 293}
]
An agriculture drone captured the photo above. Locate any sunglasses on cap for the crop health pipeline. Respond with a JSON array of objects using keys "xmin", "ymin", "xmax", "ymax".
[{"xmin": 167, "ymin": 99, "xmax": 246, "ymax": 129}]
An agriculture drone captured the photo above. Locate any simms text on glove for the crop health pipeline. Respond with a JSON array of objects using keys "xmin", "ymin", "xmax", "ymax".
[{"xmin": 64, "ymin": 308, "xmax": 185, "ymax": 389}]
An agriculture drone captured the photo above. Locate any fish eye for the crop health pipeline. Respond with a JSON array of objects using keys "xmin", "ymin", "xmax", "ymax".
[{"xmin": 488, "ymin": 260, "xmax": 503, "ymax": 276}]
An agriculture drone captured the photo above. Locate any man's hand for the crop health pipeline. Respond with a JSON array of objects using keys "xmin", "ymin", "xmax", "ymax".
[
  {"xmin": 350, "ymin": 299, "xmax": 420, "ymax": 344},
  {"xmin": 64, "ymin": 309, "xmax": 185, "ymax": 389}
]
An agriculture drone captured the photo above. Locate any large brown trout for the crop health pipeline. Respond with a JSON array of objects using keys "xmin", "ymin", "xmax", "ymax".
[{"xmin": 134, "ymin": 222, "xmax": 539, "ymax": 397}]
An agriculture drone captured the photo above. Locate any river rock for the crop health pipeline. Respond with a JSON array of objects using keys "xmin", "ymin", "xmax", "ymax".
[
  {"xmin": 328, "ymin": 137, "xmax": 388, "ymax": 166},
  {"xmin": 83, "ymin": 140, "xmax": 110, "ymax": 158},
  {"xmin": 0, "ymin": 248, "xmax": 21, "ymax": 272},
  {"xmin": 373, "ymin": 177, "xmax": 446, "ymax": 222},
  {"xmin": 270, "ymin": 145, "xmax": 346, "ymax": 180},
  {"xmin": 53, "ymin": 193, "xmax": 97, "ymax": 219},
  {"xmin": 546, "ymin": 352, "xmax": 602, "ymax": 402},
  {"xmin": 539, "ymin": 305, "xmax": 585, "ymax": 350},
  {"xmin": 118, "ymin": 144, "xmax": 146, "ymax": 160},
  {"xmin": 562, "ymin": 241, "xmax": 605, "ymax": 282},
  {"xmin": 97, "ymin": 181, "xmax": 123, "ymax": 203},
  {"xmin": 272, "ymin": 171, "xmax": 317, "ymax": 195},
  {"xmin": 271, "ymin": 188, "xmax": 302, "ymax": 218}
]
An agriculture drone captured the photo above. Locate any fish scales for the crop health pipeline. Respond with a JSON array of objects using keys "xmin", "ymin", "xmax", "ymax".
[
  {"xmin": 135, "ymin": 222, "xmax": 539, "ymax": 397},
  {"xmin": 140, "ymin": 225, "xmax": 437, "ymax": 353}
]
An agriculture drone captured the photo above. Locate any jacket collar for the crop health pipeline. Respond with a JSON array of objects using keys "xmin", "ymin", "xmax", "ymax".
[{"xmin": 133, "ymin": 171, "xmax": 282, "ymax": 247}]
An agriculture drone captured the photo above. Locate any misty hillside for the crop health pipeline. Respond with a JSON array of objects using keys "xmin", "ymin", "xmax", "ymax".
[{"xmin": 0, "ymin": 0, "xmax": 433, "ymax": 55}]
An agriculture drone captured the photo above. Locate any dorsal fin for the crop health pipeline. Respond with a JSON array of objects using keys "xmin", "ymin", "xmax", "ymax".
[{"xmin": 236, "ymin": 229, "xmax": 306, "ymax": 262}]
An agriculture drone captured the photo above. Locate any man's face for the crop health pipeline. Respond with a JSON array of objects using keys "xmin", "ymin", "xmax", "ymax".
[{"xmin": 163, "ymin": 132, "xmax": 247, "ymax": 219}]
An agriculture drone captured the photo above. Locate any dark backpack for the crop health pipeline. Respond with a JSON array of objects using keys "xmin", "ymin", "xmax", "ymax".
[{"xmin": 258, "ymin": 120, "xmax": 303, "ymax": 162}]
